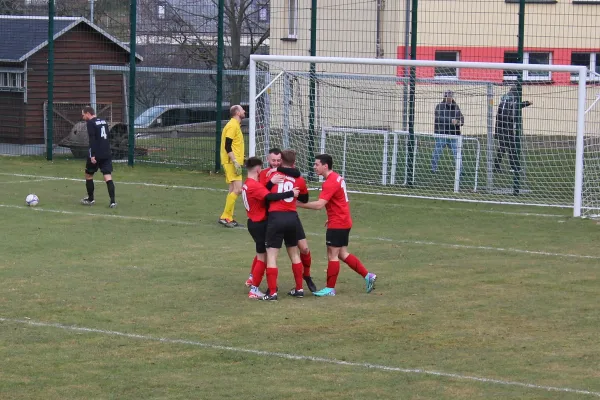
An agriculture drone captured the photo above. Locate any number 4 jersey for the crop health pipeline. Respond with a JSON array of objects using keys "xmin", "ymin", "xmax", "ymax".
[
  {"xmin": 319, "ymin": 171, "xmax": 352, "ymax": 229},
  {"xmin": 86, "ymin": 117, "xmax": 112, "ymax": 159},
  {"xmin": 268, "ymin": 173, "xmax": 308, "ymax": 213}
]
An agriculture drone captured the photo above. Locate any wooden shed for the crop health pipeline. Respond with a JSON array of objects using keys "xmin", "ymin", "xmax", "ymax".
[{"xmin": 0, "ymin": 15, "xmax": 142, "ymax": 145}]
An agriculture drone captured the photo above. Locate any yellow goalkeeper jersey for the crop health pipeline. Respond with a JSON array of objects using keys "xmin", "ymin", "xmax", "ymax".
[{"xmin": 220, "ymin": 118, "xmax": 244, "ymax": 165}]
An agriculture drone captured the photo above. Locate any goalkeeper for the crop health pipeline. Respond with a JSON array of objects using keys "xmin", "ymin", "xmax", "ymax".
[{"xmin": 219, "ymin": 105, "xmax": 246, "ymax": 228}]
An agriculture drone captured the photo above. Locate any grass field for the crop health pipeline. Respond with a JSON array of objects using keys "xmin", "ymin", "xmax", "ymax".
[{"xmin": 1, "ymin": 156, "xmax": 599, "ymax": 399}]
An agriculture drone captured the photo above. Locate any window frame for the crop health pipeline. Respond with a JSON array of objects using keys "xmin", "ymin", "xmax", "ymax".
[
  {"xmin": 434, "ymin": 51, "xmax": 460, "ymax": 80},
  {"xmin": 0, "ymin": 70, "xmax": 25, "ymax": 90},
  {"xmin": 570, "ymin": 52, "xmax": 600, "ymax": 82},
  {"xmin": 287, "ymin": 0, "xmax": 298, "ymax": 39},
  {"xmin": 157, "ymin": 4, "xmax": 166, "ymax": 20},
  {"xmin": 503, "ymin": 51, "xmax": 553, "ymax": 82}
]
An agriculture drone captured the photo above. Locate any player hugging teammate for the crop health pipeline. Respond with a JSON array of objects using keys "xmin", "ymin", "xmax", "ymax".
[{"xmin": 242, "ymin": 150, "xmax": 377, "ymax": 301}]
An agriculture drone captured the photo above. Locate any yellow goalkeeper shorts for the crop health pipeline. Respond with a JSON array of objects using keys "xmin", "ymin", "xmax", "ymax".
[{"xmin": 223, "ymin": 163, "xmax": 242, "ymax": 183}]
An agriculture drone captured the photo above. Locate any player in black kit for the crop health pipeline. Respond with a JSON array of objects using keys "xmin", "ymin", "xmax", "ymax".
[{"xmin": 80, "ymin": 106, "xmax": 116, "ymax": 208}]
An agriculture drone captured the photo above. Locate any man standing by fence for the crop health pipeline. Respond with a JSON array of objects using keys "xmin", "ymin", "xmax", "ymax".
[
  {"xmin": 494, "ymin": 87, "xmax": 533, "ymax": 174},
  {"xmin": 219, "ymin": 105, "xmax": 246, "ymax": 228},
  {"xmin": 431, "ymin": 91, "xmax": 464, "ymax": 173}
]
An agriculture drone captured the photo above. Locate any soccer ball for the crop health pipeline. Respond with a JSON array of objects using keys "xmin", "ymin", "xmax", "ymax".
[{"xmin": 25, "ymin": 194, "xmax": 39, "ymax": 207}]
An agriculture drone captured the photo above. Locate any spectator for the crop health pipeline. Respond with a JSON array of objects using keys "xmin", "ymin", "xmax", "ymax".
[
  {"xmin": 493, "ymin": 87, "xmax": 532, "ymax": 173},
  {"xmin": 432, "ymin": 90, "xmax": 464, "ymax": 172}
]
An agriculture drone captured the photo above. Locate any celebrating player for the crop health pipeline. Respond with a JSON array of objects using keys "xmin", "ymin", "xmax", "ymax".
[
  {"xmin": 263, "ymin": 149, "xmax": 309, "ymax": 301},
  {"xmin": 298, "ymin": 154, "xmax": 377, "ymax": 296},
  {"xmin": 242, "ymin": 157, "xmax": 299, "ymax": 299},
  {"xmin": 249, "ymin": 148, "xmax": 317, "ymax": 293},
  {"xmin": 80, "ymin": 106, "xmax": 116, "ymax": 208},
  {"xmin": 218, "ymin": 105, "xmax": 246, "ymax": 228}
]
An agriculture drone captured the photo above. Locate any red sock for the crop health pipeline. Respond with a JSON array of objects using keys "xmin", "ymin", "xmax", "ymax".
[
  {"xmin": 343, "ymin": 254, "xmax": 368, "ymax": 278},
  {"xmin": 249, "ymin": 255, "xmax": 258, "ymax": 276},
  {"xmin": 326, "ymin": 260, "xmax": 340, "ymax": 288},
  {"xmin": 292, "ymin": 262, "xmax": 304, "ymax": 290},
  {"xmin": 266, "ymin": 268, "xmax": 278, "ymax": 294},
  {"xmin": 300, "ymin": 251, "xmax": 312, "ymax": 277},
  {"xmin": 252, "ymin": 260, "xmax": 266, "ymax": 287}
]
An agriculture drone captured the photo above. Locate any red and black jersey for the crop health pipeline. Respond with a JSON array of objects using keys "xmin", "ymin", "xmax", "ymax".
[
  {"xmin": 319, "ymin": 171, "xmax": 352, "ymax": 229},
  {"xmin": 268, "ymin": 173, "xmax": 308, "ymax": 213}
]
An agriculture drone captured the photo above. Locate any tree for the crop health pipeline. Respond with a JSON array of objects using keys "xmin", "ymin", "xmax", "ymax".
[{"xmin": 137, "ymin": 0, "xmax": 269, "ymax": 105}]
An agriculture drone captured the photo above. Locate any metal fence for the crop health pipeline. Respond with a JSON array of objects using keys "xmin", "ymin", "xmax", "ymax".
[{"xmin": 0, "ymin": 0, "xmax": 598, "ymax": 170}]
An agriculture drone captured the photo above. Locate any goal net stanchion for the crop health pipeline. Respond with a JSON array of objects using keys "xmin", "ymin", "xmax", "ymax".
[{"xmin": 249, "ymin": 55, "xmax": 588, "ymax": 217}]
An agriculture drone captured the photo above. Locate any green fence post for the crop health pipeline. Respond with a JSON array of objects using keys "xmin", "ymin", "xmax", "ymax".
[
  {"xmin": 406, "ymin": 0, "xmax": 418, "ymax": 186},
  {"xmin": 46, "ymin": 0, "xmax": 55, "ymax": 161},
  {"xmin": 215, "ymin": 0, "xmax": 225, "ymax": 172},
  {"xmin": 307, "ymin": 0, "xmax": 318, "ymax": 180},
  {"xmin": 128, "ymin": 0, "xmax": 137, "ymax": 166},
  {"xmin": 514, "ymin": 0, "xmax": 526, "ymax": 195}
]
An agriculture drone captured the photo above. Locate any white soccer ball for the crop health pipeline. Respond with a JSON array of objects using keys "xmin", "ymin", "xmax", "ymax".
[{"xmin": 25, "ymin": 194, "xmax": 39, "ymax": 207}]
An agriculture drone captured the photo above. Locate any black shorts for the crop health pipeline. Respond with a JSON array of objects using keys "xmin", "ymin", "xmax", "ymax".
[
  {"xmin": 265, "ymin": 212, "xmax": 298, "ymax": 249},
  {"xmin": 85, "ymin": 158, "xmax": 113, "ymax": 175},
  {"xmin": 295, "ymin": 216, "xmax": 306, "ymax": 241},
  {"xmin": 247, "ymin": 219, "xmax": 268, "ymax": 254},
  {"xmin": 326, "ymin": 228, "xmax": 351, "ymax": 248}
]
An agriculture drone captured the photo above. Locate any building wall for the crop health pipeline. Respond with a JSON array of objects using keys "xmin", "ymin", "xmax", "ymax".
[
  {"xmin": 267, "ymin": 0, "xmax": 600, "ymax": 140},
  {"xmin": 24, "ymin": 24, "xmax": 130, "ymax": 144},
  {"xmin": 0, "ymin": 91, "xmax": 25, "ymax": 144}
]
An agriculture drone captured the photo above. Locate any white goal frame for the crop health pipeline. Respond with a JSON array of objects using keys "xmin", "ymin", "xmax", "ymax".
[
  {"xmin": 249, "ymin": 55, "xmax": 588, "ymax": 217},
  {"xmin": 320, "ymin": 127, "xmax": 480, "ymax": 193}
]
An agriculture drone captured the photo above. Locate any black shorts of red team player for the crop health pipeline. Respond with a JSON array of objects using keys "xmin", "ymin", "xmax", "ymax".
[
  {"xmin": 326, "ymin": 228, "xmax": 351, "ymax": 248},
  {"xmin": 85, "ymin": 157, "xmax": 113, "ymax": 175},
  {"xmin": 295, "ymin": 215, "xmax": 307, "ymax": 241},
  {"xmin": 265, "ymin": 211, "xmax": 298, "ymax": 249},
  {"xmin": 247, "ymin": 219, "xmax": 268, "ymax": 254}
]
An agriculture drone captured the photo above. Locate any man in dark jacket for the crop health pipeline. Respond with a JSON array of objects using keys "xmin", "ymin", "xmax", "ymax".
[
  {"xmin": 431, "ymin": 90, "xmax": 464, "ymax": 172},
  {"xmin": 493, "ymin": 87, "xmax": 532, "ymax": 173}
]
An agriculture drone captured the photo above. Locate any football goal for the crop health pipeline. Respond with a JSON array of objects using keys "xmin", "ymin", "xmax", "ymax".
[{"xmin": 249, "ymin": 55, "xmax": 593, "ymax": 217}]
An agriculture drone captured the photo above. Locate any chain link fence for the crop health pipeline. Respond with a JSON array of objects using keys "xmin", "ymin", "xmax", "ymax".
[{"xmin": 0, "ymin": 0, "xmax": 598, "ymax": 174}]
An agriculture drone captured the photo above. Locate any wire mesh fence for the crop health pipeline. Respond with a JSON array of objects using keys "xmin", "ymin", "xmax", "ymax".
[{"xmin": 0, "ymin": 0, "xmax": 598, "ymax": 180}]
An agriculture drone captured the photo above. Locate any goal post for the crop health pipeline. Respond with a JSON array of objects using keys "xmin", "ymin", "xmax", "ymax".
[{"xmin": 249, "ymin": 55, "xmax": 589, "ymax": 217}]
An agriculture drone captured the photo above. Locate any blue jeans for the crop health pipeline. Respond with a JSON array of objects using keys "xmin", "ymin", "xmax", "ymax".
[{"xmin": 431, "ymin": 136, "xmax": 459, "ymax": 172}]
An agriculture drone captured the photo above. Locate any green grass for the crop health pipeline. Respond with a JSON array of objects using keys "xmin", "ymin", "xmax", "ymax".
[{"xmin": 0, "ymin": 156, "xmax": 599, "ymax": 399}]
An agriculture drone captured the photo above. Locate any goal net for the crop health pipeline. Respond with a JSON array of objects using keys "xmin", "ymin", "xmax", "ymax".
[{"xmin": 250, "ymin": 56, "xmax": 591, "ymax": 217}]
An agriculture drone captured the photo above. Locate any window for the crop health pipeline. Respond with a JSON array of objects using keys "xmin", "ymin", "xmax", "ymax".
[
  {"xmin": 0, "ymin": 72, "xmax": 24, "ymax": 89},
  {"xmin": 504, "ymin": 0, "xmax": 557, "ymax": 3},
  {"xmin": 259, "ymin": 6, "xmax": 269, "ymax": 22},
  {"xmin": 571, "ymin": 52, "xmax": 600, "ymax": 81},
  {"xmin": 434, "ymin": 51, "xmax": 459, "ymax": 79},
  {"xmin": 503, "ymin": 52, "xmax": 552, "ymax": 81},
  {"xmin": 157, "ymin": 4, "xmax": 166, "ymax": 19},
  {"xmin": 288, "ymin": 0, "xmax": 298, "ymax": 38}
]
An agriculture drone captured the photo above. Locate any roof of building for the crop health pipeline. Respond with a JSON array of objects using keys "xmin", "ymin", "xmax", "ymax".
[{"xmin": 0, "ymin": 15, "xmax": 143, "ymax": 62}]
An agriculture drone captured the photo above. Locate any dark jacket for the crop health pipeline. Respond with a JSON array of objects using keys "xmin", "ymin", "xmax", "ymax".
[
  {"xmin": 434, "ymin": 100, "xmax": 464, "ymax": 135},
  {"xmin": 495, "ymin": 91, "xmax": 532, "ymax": 139}
]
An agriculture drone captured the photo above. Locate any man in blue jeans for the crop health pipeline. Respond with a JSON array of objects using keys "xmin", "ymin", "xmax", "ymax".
[{"xmin": 431, "ymin": 90, "xmax": 464, "ymax": 172}]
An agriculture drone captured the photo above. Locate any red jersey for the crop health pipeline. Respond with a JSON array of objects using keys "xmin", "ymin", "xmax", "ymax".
[
  {"xmin": 319, "ymin": 171, "xmax": 352, "ymax": 229},
  {"xmin": 268, "ymin": 173, "xmax": 308, "ymax": 213},
  {"xmin": 242, "ymin": 178, "xmax": 270, "ymax": 222},
  {"xmin": 258, "ymin": 167, "xmax": 273, "ymax": 186}
]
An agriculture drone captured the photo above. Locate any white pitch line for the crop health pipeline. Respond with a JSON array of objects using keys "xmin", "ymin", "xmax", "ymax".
[
  {"xmin": 0, "ymin": 204, "xmax": 196, "ymax": 226},
  {"xmin": 0, "ymin": 317, "xmax": 598, "ymax": 398},
  {"xmin": 0, "ymin": 178, "xmax": 64, "ymax": 184},
  {"xmin": 345, "ymin": 234, "xmax": 600, "ymax": 260},
  {"xmin": 0, "ymin": 172, "xmax": 225, "ymax": 192},
  {"xmin": 0, "ymin": 172, "xmax": 568, "ymax": 219},
  {"xmin": 1, "ymin": 203, "xmax": 597, "ymax": 260}
]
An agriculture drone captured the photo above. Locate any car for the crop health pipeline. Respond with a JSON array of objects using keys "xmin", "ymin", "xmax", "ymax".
[{"xmin": 134, "ymin": 103, "xmax": 249, "ymax": 139}]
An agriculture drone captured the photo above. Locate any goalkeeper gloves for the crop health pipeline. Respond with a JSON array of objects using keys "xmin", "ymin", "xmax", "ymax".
[{"xmin": 234, "ymin": 161, "xmax": 242, "ymax": 176}]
